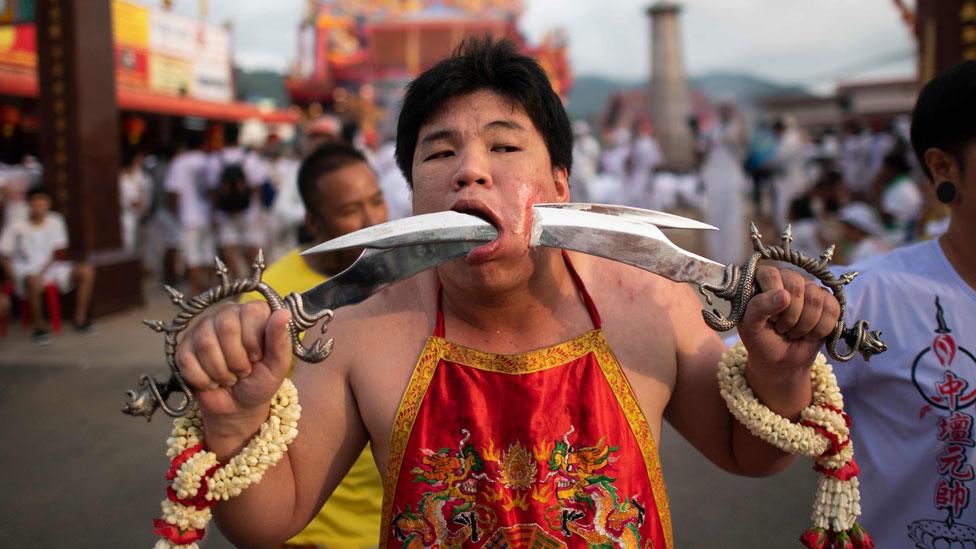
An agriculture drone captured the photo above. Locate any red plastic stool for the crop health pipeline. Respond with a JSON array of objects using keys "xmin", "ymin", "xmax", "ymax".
[
  {"xmin": 0, "ymin": 281, "xmax": 11, "ymax": 337},
  {"xmin": 46, "ymin": 283, "xmax": 62, "ymax": 333},
  {"xmin": 17, "ymin": 282, "xmax": 62, "ymax": 333}
]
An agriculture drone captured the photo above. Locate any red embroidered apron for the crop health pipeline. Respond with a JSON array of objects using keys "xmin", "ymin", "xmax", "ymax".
[{"xmin": 381, "ymin": 254, "xmax": 672, "ymax": 548}]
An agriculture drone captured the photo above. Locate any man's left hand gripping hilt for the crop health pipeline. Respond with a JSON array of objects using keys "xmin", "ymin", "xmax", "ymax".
[
  {"xmin": 122, "ymin": 251, "xmax": 334, "ymax": 421},
  {"xmin": 699, "ymin": 224, "xmax": 887, "ymax": 363}
]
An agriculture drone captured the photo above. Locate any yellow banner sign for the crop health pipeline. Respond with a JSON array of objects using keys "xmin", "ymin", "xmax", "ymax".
[
  {"xmin": 112, "ymin": 0, "xmax": 149, "ymax": 50},
  {"xmin": 149, "ymin": 53, "xmax": 193, "ymax": 96}
]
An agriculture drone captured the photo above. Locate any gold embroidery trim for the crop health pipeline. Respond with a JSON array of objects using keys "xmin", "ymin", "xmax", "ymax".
[
  {"xmin": 379, "ymin": 336, "xmax": 444, "ymax": 548},
  {"xmin": 439, "ymin": 329, "xmax": 605, "ymax": 374},
  {"xmin": 592, "ymin": 331, "xmax": 674, "ymax": 549},
  {"xmin": 380, "ymin": 330, "xmax": 673, "ymax": 549}
]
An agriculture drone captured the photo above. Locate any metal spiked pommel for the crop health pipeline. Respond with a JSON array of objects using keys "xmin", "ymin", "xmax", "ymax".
[{"xmin": 123, "ymin": 251, "xmax": 334, "ymax": 421}]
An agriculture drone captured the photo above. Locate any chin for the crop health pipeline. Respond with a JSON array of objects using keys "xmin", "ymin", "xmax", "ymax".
[{"xmin": 441, "ymin": 249, "xmax": 540, "ymax": 293}]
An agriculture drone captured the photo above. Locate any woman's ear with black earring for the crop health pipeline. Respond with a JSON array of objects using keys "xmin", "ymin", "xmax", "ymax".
[{"xmin": 924, "ymin": 147, "xmax": 961, "ymax": 205}]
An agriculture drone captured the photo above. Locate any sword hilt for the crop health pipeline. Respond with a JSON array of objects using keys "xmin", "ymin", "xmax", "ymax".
[
  {"xmin": 699, "ymin": 223, "xmax": 886, "ymax": 362},
  {"xmin": 122, "ymin": 251, "xmax": 334, "ymax": 421}
]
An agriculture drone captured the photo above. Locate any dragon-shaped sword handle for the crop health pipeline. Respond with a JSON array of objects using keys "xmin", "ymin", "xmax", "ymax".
[
  {"xmin": 698, "ymin": 223, "xmax": 887, "ymax": 363},
  {"xmin": 122, "ymin": 251, "xmax": 334, "ymax": 421}
]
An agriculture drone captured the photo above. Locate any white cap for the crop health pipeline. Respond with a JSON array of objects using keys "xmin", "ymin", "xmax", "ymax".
[
  {"xmin": 239, "ymin": 119, "xmax": 268, "ymax": 148},
  {"xmin": 612, "ymin": 126, "xmax": 631, "ymax": 146},
  {"xmin": 839, "ymin": 202, "xmax": 885, "ymax": 237},
  {"xmin": 304, "ymin": 114, "xmax": 342, "ymax": 138},
  {"xmin": 572, "ymin": 120, "xmax": 591, "ymax": 136}
]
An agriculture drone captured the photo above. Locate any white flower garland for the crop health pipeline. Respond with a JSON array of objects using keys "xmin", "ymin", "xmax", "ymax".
[
  {"xmin": 718, "ymin": 342, "xmax": 872, "ymax": 548},
  {"xmin": 151, "ymin": 378, "xmax": 301, "ymax": 549}
]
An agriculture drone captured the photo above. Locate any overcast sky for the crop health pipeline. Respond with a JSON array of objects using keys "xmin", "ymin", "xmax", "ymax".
[{"xmin": 171, "ymin": 0, "xmax": 916, "ymax": 89}]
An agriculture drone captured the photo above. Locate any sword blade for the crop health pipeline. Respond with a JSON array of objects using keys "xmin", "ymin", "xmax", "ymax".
[
  {"xmin": 533, "ymin": 207, "xmax": 729, "ymax": 287},
  {"xmin": 302, "ymin": 211, "xmax": 496, "ymax": 254},
  {"xmin": 299, "ymin": 240, "xmax": 479, "ymax": 313},
  {"xmin": 534, "ymin": 203, "xmax": 718, "ymax": 231},
  {"xmin": 301, "ymin": 205, "xmax": 729, "ymax": 298}
]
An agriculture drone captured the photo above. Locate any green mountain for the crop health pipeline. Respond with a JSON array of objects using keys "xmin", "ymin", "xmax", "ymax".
[
  {"xmin": 690, "ymin": 71, "xmax": 809, "ymax": 105},
  {"xmin": 567, "ymin": 75, "xmax": 643, "ymax": 121},
  {"xmin": 233, "ymin": 68, "xmax": 810, "ymax": 122},
  {"xmin": 567, "ymin": 72, "xmax": 810, "ymax": 121},
  {"xmin": 234, "ymin": 68, "xmax": 290, "ymax": 106}
]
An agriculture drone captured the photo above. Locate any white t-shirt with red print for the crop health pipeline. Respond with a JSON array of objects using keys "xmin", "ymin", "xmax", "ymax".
[{"xmin": 836, "ymin": 238, "xmax": 976, "ymax": 548}]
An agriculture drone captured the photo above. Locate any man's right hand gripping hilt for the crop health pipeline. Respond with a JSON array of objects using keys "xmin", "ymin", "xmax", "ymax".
[{"xmin": 122, "ymin": 251, "xmax": 333, "ymax": 421}]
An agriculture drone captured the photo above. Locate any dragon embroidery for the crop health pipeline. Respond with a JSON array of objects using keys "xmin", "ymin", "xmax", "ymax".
[{"xmin": 392, "ymin": 426, "xmax": 648, "ymax": 548}]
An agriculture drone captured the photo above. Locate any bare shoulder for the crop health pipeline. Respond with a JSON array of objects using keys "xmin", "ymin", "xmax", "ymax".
[
  {"xmin": 564, "ymin": 252, "xmax": 711, "ymax": 432},
  {"xmin": 324, "ymin": 271, "xmax": 435, "ymax": 373},
  {"xmin": 314, "ymin": 271, "xmax": 438, "ymax": 465},
  {"xmin": 566, "ymin": 251, "xmax": 702, "ymax": 323}
]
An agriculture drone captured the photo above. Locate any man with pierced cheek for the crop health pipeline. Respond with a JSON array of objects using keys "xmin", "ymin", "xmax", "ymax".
[{"xmin": 176, "ymin": 39, "xmax": 840, "ymax": 549}]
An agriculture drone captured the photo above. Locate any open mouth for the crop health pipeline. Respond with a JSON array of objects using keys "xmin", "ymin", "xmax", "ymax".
[
  {"xmin": 451, "ymin": 204, "xmax": 498, "ymax": 228},
  {"xmin": 451, "ymin": 201, "xmax": 504, "ymax": 263}
]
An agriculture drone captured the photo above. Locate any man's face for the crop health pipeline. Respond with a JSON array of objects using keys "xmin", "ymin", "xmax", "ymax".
[
  {"xmin": 410, "ymin": 90, "xmax": 569, "ymax": 287},
  {"xmin": 309, "ymin": 161, "xmax": 388, "ymax": 264},
  {"xmin": 27, "ymin": 194, "xmax": 50, "ymax": 218}
]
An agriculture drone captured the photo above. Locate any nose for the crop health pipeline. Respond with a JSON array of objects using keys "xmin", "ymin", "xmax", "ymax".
[{"xmin": 452, "ymin": 149, "xmax": 492, "ymax": 190}]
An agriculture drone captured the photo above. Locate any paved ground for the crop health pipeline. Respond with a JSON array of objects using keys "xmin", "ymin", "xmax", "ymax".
[
  {"xmin": 0, "ymin": 289, "xmax": 236, "ymax": 548},
  {"xmin": 0, "ymin": 217, "xmax": 817, "ymax": 547}
]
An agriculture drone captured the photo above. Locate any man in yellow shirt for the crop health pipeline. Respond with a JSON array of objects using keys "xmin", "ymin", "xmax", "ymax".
[{"xmin": 242, "ymin": 140, "xmax": 389, "ymax": 548}]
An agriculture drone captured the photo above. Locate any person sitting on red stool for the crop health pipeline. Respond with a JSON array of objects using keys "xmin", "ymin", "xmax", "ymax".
[{"xmin": 0, "ymin": 186, "xmax": 96, "ymax": 344}]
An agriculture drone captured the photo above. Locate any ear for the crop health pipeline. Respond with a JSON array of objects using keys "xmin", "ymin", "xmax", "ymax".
[
  {"xmin": 551, "ymin": 166, "xmax": 570, "ymax": 203},
  {"xmin": 923, "ymin": 147, "xmax": 960, "ymax": 185},
  {"xmin": 304, "ymin": 212, "xmax": 319, "ymax": 238}
]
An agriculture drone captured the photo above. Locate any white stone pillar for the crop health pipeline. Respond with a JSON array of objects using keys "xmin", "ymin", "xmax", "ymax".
[{"xmin": 647, "ymin": 2, "xmax": 695, "ymax": 171}]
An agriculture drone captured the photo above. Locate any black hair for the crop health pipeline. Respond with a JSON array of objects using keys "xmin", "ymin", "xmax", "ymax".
[
  {"xmin": 297, "ymin": 141, "xmax": 369, "ymax": 214},
  {"xmin": 183, "ymin": 129, "xmax": 206, "ymax": 151},
  {"xmin": 789, "ymin": 196, "xmax": 814, "ymax": 221},
  {"xmin": 223, "ymin": 123, "xmax": 240, "ymax": 146},
  {"xmin": 815, "ymin": 169, "xmax": 843, "ymax": 190},
  {"xmin": 813, "ymin": 170, "xmax": 844, "ymax": 214},
  {"xmin": 121, "ymin": 144, "xmax": 144, "ymax": 168},
  {"xmin": 910, "ymin": 60, "xmax": 976, "ymax": 181},
  {"xmin": 882, "ymin": 145, "xmax": 912, "ymax": 175},
  {"xmin": 394, "ymin": 37, "xmax": 572, "ymax": 186},
  {"xmin": 26, "ymin": 185, "xmax": 49, "ymax": 199},
  {"xmin": 341, "ymin": 120, "xmax": 359, "ymax": 147}
]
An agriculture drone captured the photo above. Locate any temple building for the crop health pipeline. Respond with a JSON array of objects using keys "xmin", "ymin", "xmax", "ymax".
[{"xmin": 284, "ymin": 0, "xmax": 572, "ymax": 137}]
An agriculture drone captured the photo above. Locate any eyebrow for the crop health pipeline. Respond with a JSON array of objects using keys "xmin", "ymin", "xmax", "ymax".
[
  {"xmin": 485, "ymin": 119, "xmax": 526, "ymax": 132},
  {"xmin": 419, "ymin": 129, "xmax": 455, "ymax": 146},
  {"xmin": 418, "ymin": 119, "xmax": 528, "ymax": 146},
  {"xmin": 333, "ymin": 189, "xmax": 385, "ymax": 209}
]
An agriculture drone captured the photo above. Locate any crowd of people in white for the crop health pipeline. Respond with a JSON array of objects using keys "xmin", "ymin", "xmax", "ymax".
[
  {"xmin": 111, "ymin": 115, "xmax": 411, "ymax": 297},
  {"xmin": 572, "ymin": 106, "xmax": 939, "ymax": 269}
]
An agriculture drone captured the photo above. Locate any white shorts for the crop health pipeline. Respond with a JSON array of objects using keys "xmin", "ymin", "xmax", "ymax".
[
  {"xmin": 180, "ymin": 227, "xmax": 216, "ymax": 268},
  {"xmin": 215, "ymin": 212, "xmax": 265, "ymax": 248},
  {"xmin": 13, "ymin": 261, "xmax": 74, "ymax": 298}
]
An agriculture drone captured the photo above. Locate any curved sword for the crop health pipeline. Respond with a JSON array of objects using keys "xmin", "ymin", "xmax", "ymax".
[
  {"xmin": 301, "ymin": 205, "xmax": 884, "ymax": 362},
  {"xmin": 303, "ymin": 204, "xmax": 713, "ymax": 255},
  {"xmin": 123, "ymin": 240, "xmax": 486, "ymax": 420},
  {"xmin": 533, "ymin": 202, "xmax": 718, "ymax": 231},
  {"xmin": 127, "ymin": 204, "xmax": 884, "ymax": 420}
]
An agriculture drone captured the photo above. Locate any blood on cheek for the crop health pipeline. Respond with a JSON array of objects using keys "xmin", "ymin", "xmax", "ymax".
[{"xmin": 507, "ymin": 185, "xmax": 542, "ymax": 244}]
